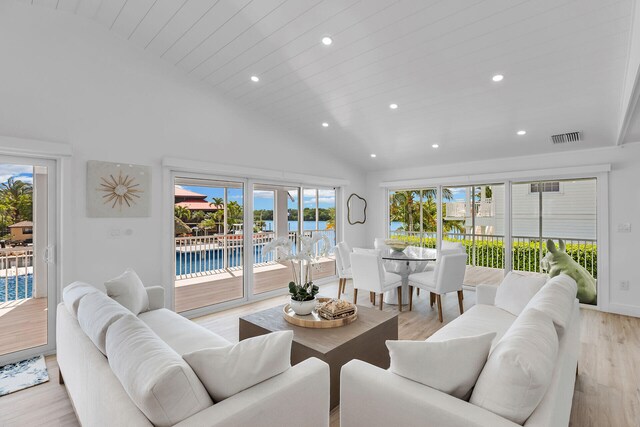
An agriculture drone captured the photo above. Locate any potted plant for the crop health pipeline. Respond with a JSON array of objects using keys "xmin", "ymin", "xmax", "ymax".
[{"xmin": 263, "ymin": 233, "xmax": 331, "ymax": 315}]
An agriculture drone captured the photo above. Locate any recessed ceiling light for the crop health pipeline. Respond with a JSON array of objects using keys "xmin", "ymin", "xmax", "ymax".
[
  {"xmin": 389, "ymin": 103, "xmax": 398, "ymax": 109},
  {"xmin": 492, "ymin": 74, "xmax": 504, "ymax": 82},
  {"xmin": 517, "ymin": 130, "xmax": 527, "ymax": 135},
  {"xmin": 321, "ymin": 36, "xmax": 333, "ymax": 46},
  {"xmin": 322, "ymin": 122, "xmax": 329, "ymax": 128},
  {"xmin": 250, "ymin": 75, "xmax": 260, "ymax": 82},
  {"xmin": 432, "ymin": 144, "xmax": 439, "ymax": 148},
  {"xmin": 370, "ymin": 154, "xmax": 377, "ymax": 158}
]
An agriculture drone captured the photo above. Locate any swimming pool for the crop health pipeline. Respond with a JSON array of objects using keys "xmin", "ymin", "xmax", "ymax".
[{"xmin": 0, "ymin": 274, "xmax": 33, "ymax": 302}]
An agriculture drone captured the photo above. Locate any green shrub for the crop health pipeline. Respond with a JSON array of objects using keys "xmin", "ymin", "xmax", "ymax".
[{"xmin": 391, "ymin": 236, "xmax": 597, "ymax": 278}]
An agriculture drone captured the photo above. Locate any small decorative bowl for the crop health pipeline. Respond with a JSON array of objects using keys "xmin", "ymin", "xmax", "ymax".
[{"xmin": 384, "ymin": 239, "xmax": 408, "ymax": 252}]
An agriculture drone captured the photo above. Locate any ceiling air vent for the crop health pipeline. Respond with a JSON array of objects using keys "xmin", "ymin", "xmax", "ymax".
[{"xmin": 550, "ymin": 131, "xmax": 582, "ymax": 144}]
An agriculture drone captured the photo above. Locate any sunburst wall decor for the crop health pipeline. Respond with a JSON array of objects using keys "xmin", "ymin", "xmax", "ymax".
[{"xmin": 87, "ymin": 161, "xmax": 151, "ymax": 217}]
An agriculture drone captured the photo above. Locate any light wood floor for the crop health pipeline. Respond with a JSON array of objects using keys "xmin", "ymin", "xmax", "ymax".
[
  {"xmin": 175, "ymin": 259, "xmax": 336, "ymax": 312},
  {"xmin": 0, "ymin": 297, "xmax": 47, "ymax": 356},
  {"xmin": 1, "ymin": 280, "xmax": 638, "ymax": 427}
]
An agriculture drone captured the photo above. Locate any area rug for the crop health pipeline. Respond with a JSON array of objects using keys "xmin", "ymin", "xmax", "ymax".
[{"xmin": 0, "ymin": 354, "xmax": 49, "ymax": 396}]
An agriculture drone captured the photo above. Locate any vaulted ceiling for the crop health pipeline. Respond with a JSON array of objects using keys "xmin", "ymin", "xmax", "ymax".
[{"xmin": 20, "ymin": 0, "xmax": 638, "ymax": 170}]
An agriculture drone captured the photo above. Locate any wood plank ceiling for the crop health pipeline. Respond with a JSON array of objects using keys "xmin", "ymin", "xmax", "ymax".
[{"xmin": 21, "ymin": 0, "xmax": 636, "ymax": 170}]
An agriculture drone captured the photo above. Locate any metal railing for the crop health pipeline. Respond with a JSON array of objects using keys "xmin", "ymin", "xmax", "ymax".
[
  {"xmin": 175, "ymin": 229, "xmax": 336, "ymax": 280},
  {"xmin": 386, "ymin": 231, "xmax": 597, "ymax": 278},
  {"xmin": 0, "ymin": 249, "xmax": 33, "ymax": 303},
  {"xmin": 443, "ymin": 200, "xmax": 494, "ymax": 219}
]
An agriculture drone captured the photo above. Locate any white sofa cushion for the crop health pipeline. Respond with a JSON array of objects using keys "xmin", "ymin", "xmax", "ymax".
[
  {"xmin": 183, "ymin": 331, "xmax": 293, "ymax": 402},
  {"xmin": 470, "ymin": 308, "xmax": 559, "ymax": 424},
  {"xmin": 62, "ymin": 281, "xmax": 106, "ymax": 318},
  {"xmin": 386, "ymin": 332, "xmax": 496, "ymax": 399},
  {"xmin": 106, "ymin": 314, "xmax": 212, "ymax": 427},
  {"xmin": 524, "ymin": 274, "xmax": 577, "ymax": 335},
  {"xmin": 104, "ymin": 269, "xmax": 149, "ymax": 315},
  {"xmin": 77, "ymin": 291, "xmax": 131, "ymax": 355},
  {"xmin": 494, "ymin": 271, "xmax": 547, "ymax": 316},
  {"xmin": 428, "ymin": 304, "xmax": 516, "ymax": 352},
  {"xmin": 139, "ymin": 308, "xmax": 230, "ymax": 355}
]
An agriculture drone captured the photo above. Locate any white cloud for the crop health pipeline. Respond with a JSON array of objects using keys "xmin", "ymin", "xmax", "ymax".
[
  {"xmin": 253, "ymin": 190, "xmax": 275, "ymax": 199},
  {"xmin": 0, "ymin": 164, "xmax": 33, "ymax": 185}
]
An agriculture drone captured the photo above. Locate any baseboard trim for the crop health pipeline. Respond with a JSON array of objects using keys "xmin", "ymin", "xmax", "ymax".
[{"xmin": 606, "ymin": 303, "xmax": 640, "ymax": 318}]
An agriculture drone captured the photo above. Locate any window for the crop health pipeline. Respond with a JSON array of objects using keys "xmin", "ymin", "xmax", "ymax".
[
  {"xmin": 530, "ymin": 182, "xmax": 560, "ymax": 193},
  {"xmin": 388, "ymin": 188, "xmax": 438, "ymax": 248}
]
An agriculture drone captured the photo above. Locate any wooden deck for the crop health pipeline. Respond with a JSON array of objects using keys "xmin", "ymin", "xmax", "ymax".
[
  {"xmin": 5, "ymin": 281, "xmax": 638, "ymax": 427},
  {"xmin": 0, "ymin": 297, "xmax": 47, "ymax": 356},
  {"xmin": 175, "ymin": 258, "xmax": 336, "ymax": 313}
]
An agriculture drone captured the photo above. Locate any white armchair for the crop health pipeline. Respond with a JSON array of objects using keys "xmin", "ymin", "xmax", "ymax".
[
  {"xmin": 350, "ymin": 252, "xmax": 403, "ymax": 311},
  {"xmin": 335, "ymin": 241, "xmax": 353, "ymax": 299},
  {"xmin": 408, "ymin": 253, "xmax": 467, "ymax": 322}
]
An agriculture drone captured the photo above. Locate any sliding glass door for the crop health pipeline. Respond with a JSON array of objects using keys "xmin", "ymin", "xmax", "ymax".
[
  {"xmin": 0, "ymin": 156, "xmax": 57, "ymax": 365},
  {"xmin": 512, "ymin": 178, "xmax": 597, "ymax": 304},
  {"xmin": 442, "ymin": 184, "xmax": 505, "ymax": 285},
  {"xmin": 302, "ymin": 188, "xmax": 337, "ymax": 279},
  {"xmin": 252, "ymin": 184, "xmax": 300, "ymax": 295},
  {"xmin": 174, "ymin": 178, "xmax": 245, "ymax": 313},
  {"xmin": 172, "ymin": 175, "xmax": 341, "ymax": 314}
]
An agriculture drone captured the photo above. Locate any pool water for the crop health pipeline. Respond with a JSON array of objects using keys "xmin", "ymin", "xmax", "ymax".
[{"xmin": 0, "ymin": 274, "xmax": 33, "ymax": 302}]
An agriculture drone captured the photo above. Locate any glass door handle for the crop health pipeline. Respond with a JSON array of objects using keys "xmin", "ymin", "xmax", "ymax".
[{"xmin": 44, "ymin": 245, "xmax": 55, "ymax": 264}]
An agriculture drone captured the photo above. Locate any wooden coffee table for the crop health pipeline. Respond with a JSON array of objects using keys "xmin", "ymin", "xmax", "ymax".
[{"xmin": 239, "ymin": 303, "xmax": 398, "ymax": 409}]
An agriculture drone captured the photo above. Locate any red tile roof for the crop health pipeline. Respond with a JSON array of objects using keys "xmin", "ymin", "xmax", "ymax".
[
  {"xmin": 175, "ymin": 201, "xmax": 222, "ymax": 211},
  {"xmin": 174, "ymin": 187, "xmax": 207, "ymax": 199}
]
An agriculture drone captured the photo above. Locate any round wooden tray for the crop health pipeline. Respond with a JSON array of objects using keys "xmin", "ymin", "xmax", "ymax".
[{"xmin": 283, "ymin": 298, "xmax": 358, "ymax": 329}]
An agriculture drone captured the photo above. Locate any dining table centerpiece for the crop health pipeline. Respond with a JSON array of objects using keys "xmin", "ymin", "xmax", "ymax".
[{"xmin": 263, "ymin": 233, "xmax": 331, "ymax": 315}]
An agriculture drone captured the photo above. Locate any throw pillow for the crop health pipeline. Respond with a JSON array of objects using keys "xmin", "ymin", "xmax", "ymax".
[
  {"xmin": 183, "ymin": 331, "xmax": 293, "ymax": 402},
  {"xmin": 104, "ymin": 268, "xmax": 149, "ymax": 315},
  {"xmin": 524, "ymin": 274, "xmax": 577, "ymax": 334},
  {"xmin": 470, "ymin": 308, "xmax": 559, "ymax": 424},
  {"xmin": 77, "ymin": 291, "xmax": 130, "ymax": 355},
  {"xmin": 386, "ymin": 332, "xmax": 496, "ymax": 399},
  {"xmin": 495, "ymin": 271, "xmax": 547, "ymax": 316},
  {"xmin": 106, "ymin": 314, "xmax": 212, "ymax": 427},
  {"xmin": 62, "ymin": 281, "xmax": 107, "ymax": 318}
]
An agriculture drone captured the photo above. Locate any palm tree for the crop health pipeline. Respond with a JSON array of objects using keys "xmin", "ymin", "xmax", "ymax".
[
  {"xmin": 0, "ymin": 177, "xmax": 33, "ymax": 224},
  {"xmin": 174, "ymin": 205, "xmax": 191, "ymax": 222},
  {"xmin": 210, "ymin": 197, "xmax": 224, "ymax": 208}
]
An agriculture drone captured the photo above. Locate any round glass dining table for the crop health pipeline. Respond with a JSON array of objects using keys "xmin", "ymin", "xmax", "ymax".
[{"xmin": 381, "ymin": 247, "xmax": 436, "ymax": 305}]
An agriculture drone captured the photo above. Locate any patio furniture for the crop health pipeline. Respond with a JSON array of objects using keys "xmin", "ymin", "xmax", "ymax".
[
  {"xmin": 408, "ymin": 253, "xmax": 467, "ymax": 322},
  {"xmin": 350, "ymin": 252, "xmax": 403, "ymax": 311}
]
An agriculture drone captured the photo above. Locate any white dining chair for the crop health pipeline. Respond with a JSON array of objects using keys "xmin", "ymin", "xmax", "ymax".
[
  {"xmin": 373, "ymin": 237, "xmax": 389, "ymax": 250},
  {"xmin": 335, "ymin": 241, "xmax": 353, "ymax": 299},
  {"xmin": 350, "ymin": 252, "xmax": 403, "ymax": 311},
  {"xmin": 408, "ymin": 253, "xmax": 467, "ymax": 322},
  {"xmin": 440, "ymin": 240, "xmax": 465, "ymax": 255}
]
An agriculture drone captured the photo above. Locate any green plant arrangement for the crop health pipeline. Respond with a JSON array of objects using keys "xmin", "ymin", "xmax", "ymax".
[
  {"xmin": 263, "ymin": 234, "xmax": 330, "ymax": 302},
  {"xmin": 288, "ymin": 281, "xmax": 319, "ymax": 302}
]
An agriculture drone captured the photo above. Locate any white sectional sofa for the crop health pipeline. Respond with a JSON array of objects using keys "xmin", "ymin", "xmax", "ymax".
[
  {"xmin": 340, "ymin": 274, "xmax": 580, "ymax": 427},
  {"xmin": 57, "ymin": 282, "xmax": 330, "ymax": 427}
]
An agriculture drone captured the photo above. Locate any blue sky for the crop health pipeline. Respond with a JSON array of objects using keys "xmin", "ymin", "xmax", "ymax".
[
  {"xmin": 181, "ymin": 186, "xmax": 335, "ymax": 210},
  {"xmin": 0, "ymin": 164, "xmax": 34, "ymax": 185}
]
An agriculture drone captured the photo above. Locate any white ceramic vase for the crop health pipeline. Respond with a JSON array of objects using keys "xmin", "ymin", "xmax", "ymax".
[{"xmin": 290, "ymin": 297, "xmax": 316, "ymax": 315}]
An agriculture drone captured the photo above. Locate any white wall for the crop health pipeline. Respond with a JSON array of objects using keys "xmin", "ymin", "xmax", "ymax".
[
  {"xmin": 366, "ymin": 143, "xmax": 640, "ymax": 317},
  {"xmin": 0, "ymin": 3, "xmax": 368, "ymax": 292}
]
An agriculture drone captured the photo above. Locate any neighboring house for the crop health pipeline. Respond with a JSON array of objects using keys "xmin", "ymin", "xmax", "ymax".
[
  {"xmin": 174, "ymin": 186, "xmax": 222, "ymax": 213},
  {"xmin": 443, "ymin": 179, "xmax": 597, "ymax": 240},
  {"xmin": 9, "ymin": 221, "xmax": 33, "ymax": 242}
]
